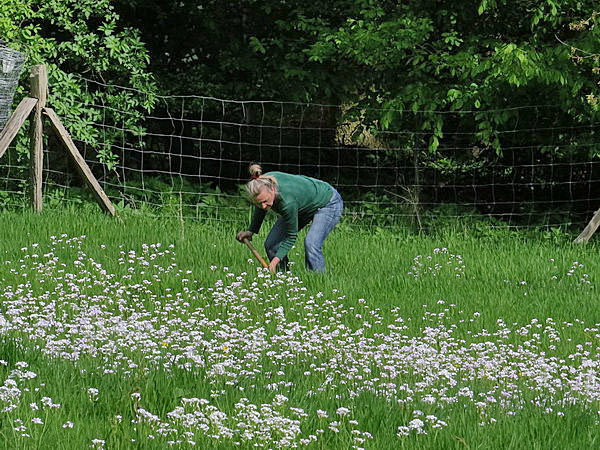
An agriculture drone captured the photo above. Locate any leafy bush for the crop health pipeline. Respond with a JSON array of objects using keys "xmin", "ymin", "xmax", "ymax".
[{"xmin": 0, "ymin": 0, "xmax": 157, "ymax": 168}]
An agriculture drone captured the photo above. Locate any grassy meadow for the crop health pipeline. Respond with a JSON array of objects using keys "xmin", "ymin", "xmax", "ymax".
[{"xmin": 0, "ymin": 206, "xmax": 599, "ymax": 449}]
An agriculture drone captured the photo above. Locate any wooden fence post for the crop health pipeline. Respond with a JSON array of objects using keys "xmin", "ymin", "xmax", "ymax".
[
  {"xmin": 44, "ymin": 108, "xmax": 116, "ymax": 216},
  {"xmin": 1, "ymin": 64, "xmax": 115, "ymax": 216},
  {"xmin": 29, "ymin": 65, "xmax": 47, "ymax": 212},
  {"xmin": 0, "ymin": 97, "xmax": 37, "ymax": 159},
  {"xmin": 574, "ymin": 209, "xmax": 600, "ymax": 243}
]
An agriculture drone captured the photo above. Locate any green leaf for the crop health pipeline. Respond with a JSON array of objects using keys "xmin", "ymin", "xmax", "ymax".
[{"xmin": 249, "ymin": 36, "xmax": 266, "ymax": 54}]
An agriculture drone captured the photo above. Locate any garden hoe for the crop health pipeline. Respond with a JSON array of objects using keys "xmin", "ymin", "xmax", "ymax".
[{"xmin": 242, "ymin": 238, "xmax": 269, "ymax": 269}]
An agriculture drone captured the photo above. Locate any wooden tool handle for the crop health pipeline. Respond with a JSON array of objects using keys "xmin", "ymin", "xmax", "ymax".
[{"xmin": 242, "ymin": 238, "xmax": 269, "ymax": 268}]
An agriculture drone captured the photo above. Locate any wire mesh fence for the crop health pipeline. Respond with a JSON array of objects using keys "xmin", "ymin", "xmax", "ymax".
[
  {"xmin": 0, "ymin": 44, "xmax": 26, "ymax": 130},
  {"xmin": 2, "ymin": 72, "xmax": 600, "ymax": 230}
]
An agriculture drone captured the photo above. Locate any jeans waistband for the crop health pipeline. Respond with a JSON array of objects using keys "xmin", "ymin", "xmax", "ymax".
[{"xmin": 328, "ymin": 188, "xmax": 343, "ymax": 205}]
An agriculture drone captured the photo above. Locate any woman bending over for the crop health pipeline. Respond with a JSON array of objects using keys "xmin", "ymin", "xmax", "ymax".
[{"xmin": 236, "ymin": 164, "xmax": 343, "ymax": 272}]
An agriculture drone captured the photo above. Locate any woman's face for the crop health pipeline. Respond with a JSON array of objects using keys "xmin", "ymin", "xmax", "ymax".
[{"xmin": 255, "ymin": 186, "xmax": 276, "ymax": 210}]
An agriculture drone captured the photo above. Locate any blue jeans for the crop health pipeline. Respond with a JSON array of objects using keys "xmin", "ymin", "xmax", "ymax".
[{"xmin": 265, "ymin": 189, "xmax": 343, "ymax": 272}]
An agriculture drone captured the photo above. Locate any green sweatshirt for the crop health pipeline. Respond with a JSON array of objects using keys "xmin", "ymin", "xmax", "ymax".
[{"xmin": 248, "ymin": 172, "xmax": 333, "ymax": 260}]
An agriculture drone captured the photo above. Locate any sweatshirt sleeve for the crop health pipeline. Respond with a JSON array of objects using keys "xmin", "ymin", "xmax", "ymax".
[
  {"xmin": 274, "ymin": 204, "xmax": 298, "ymax": 260},
  {"xmin": 248, "ymin": 206, "xmax": 267, "ymax": 234},
  {"xmin": 248, "ymin": 207, "xmax": 267, "ymax": 234}
]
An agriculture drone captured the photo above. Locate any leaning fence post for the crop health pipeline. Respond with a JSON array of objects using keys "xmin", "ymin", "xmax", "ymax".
[{"xmin": 29, "ymin": 64, "xmax": 47, "ymax": 212}]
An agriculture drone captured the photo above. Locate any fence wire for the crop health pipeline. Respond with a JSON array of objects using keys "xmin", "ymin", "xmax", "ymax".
[{"xmin": 0, "ymin": 44, "xmax": 26, "ymax": 130}]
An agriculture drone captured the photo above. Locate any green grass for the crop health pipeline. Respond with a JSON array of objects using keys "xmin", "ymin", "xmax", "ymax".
[{"xmin": 0, "ymin": 206, "xmax": 598, "ymax": 449}]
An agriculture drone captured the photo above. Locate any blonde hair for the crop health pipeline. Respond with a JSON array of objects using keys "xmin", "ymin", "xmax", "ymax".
[{"xmin": 246, "ymin": 164, "xmax": 277, "ymax": 199}]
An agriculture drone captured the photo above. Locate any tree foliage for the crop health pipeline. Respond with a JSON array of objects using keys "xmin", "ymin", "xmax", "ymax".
[
  {"xmin": 109, "ymin": 0, "xmax": 600, "ymax": 224},
  {"xmin": 113, "ymin": 0, "xmax": 356, "ymax": 101},
  {"xmin": 302, "ymin": 1, "xmax": 599, "ymax": 150},
  {"xmin": 2, "ymin": 0, "xmax": 599, "ymax": 222},
  {"xmin": 115, "ymin": 1, "xmax": 600, "ymax": 149},
  {"xmin": 569, "ymin": 11, "xmax": 600, "ymax": 110},
  {"xmin": 0, "ymin": 0, "xmax": 156, "ymax": 168}
]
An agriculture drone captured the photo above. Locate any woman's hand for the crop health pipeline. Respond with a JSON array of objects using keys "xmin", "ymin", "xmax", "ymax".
[
  {"xmin": 268, "ymin": 257, "xmax": 280, "ymax": 273},
  {"xmin": 236, "ymin": 231, "xmax": 253, "ymax": 242}
]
